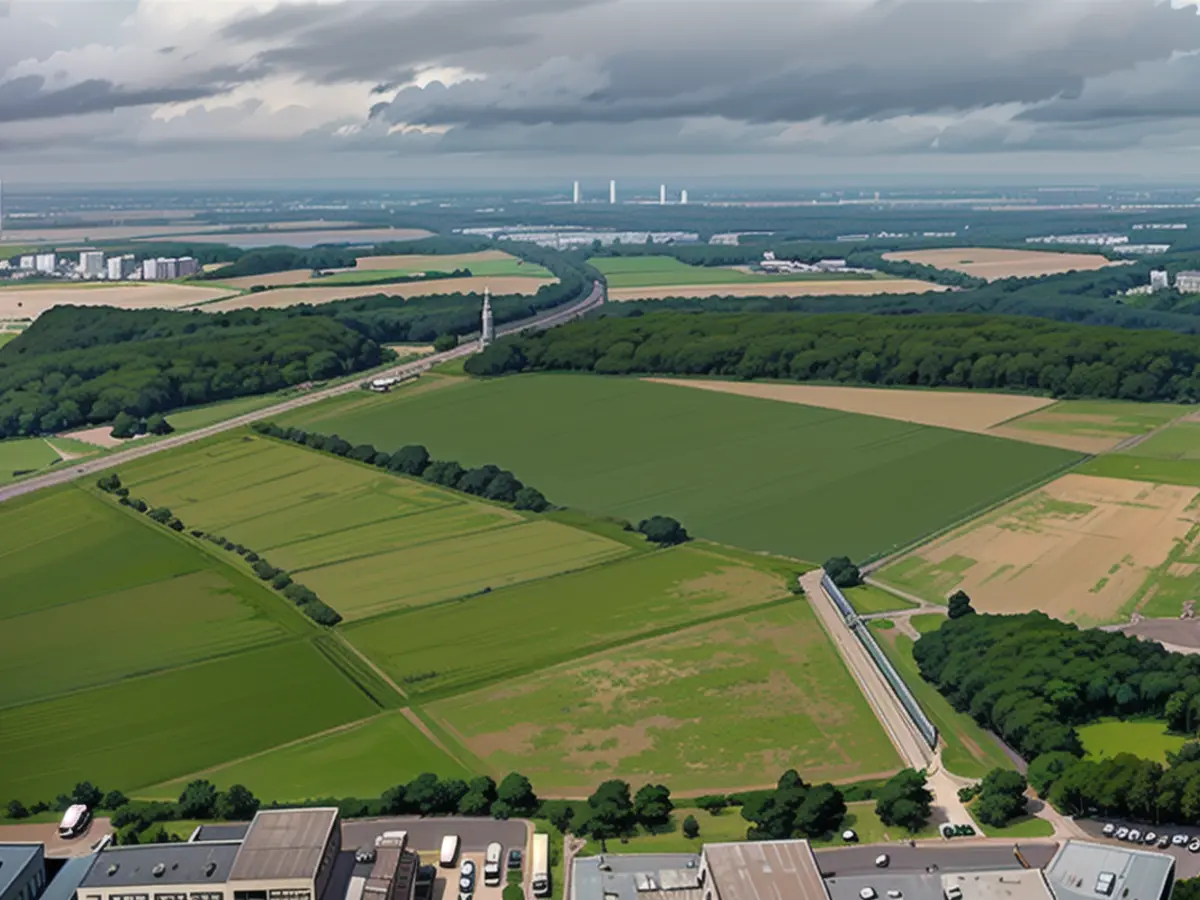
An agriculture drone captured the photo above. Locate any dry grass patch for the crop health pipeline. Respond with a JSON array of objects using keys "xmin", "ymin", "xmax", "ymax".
[
  {"xmin": 353, "ymin": 250, "xmax": 514, "ymax": 270},
  {"xmin": 219, "ymin": 269, "xmax": 318, "ymax": 289},
  {"xmin": 60, "ymin": 426, "xmax": 147, "ymax": 449},
  {"xmin": 0, "ymin": 283, "xmax": 234, "ymax": 319},
  {"xmin": 645, "ymin": 379, "xmax": 1055, "ymax": 434},
  {"xmin": 608, "ymin": 278, "xmax": 945, "ymax": 301},
  {"xmin": 877, "ymin": 474, "xmax": 1200, "ymax": 625},
  {"xmin": 202, "ymin": 275, "xmax": 551, "ymax": 310},
  {"xmin": 883, "ymin": 247, "xmax": 1116, "ymax": 280}
]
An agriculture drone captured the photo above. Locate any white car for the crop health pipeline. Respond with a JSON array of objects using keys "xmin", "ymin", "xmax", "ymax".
[
  {"xmin": 1129, "ymin": 830, "xmax": 1141, "ymax": 842},
  {"xmin": 875, "ymin": 855, "xmax": 889, "ymax": 868},
  {"xmin": 1174, "ymin": 835, "xmax": 1189, "ymax": 846},
  {"xmin": 1189, "ymin": 841, "xmax": 1200, "ymax": 854},
  {"xmin": 860, "ymin": 889, "xmax": 877, "ymax": 900},
  {"xmin": 1145, "ymin": 832, "xmax": 1157, "ymax": 844},
  {"xmin": 1116, "ymin": 828, "xmax": 1129, "ymax": 840},
  {"xmin": 887, "ymin": 891, "xmax": 903, "ymax": 898},
  {"xmin": 1102, "ymin": 824, "xmax": 1116, "ymax": 836},
  {"xmin": 843, "ymin": 830, "xmax": 858, "ymax": 843}
]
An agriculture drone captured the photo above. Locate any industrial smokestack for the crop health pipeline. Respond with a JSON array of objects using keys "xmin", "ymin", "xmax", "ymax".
[
  {"xmin": 659, "ymin": 184, "xmax": 666, "ymax": 205},
  {"xmin": 680, "ymin": 189, "xmax": 688, "ymax": 205},
  {"xmin": 609, "ymin": 180, "xmax": 616, "ymax": 204},
  {"xmin": 573, "ymin": 181, "xmax": 580, "ymax": 204}
]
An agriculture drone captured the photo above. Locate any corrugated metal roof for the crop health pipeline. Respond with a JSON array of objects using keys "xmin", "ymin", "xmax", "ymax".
[
  {"xmin": 228, "ymin": 808, "xmax": 339, "ymax": 882},
  {"xmin": 703, "ymin": 840, "xmax": 829, "ymax": 900}
]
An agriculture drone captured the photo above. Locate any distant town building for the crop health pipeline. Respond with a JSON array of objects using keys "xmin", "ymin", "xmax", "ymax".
[
  {"xmin": 1176, "ymin": 271, "xmax": 1200, "ymax": 294},
  {"xmin": 106, "ymin": 254, "xmax": 136, "ymax": 281},
  {"xmin": 34, "ymin": 253, "xmax": 56, "ymax": 274},
  {"xmin": 17, "ymin": 255, "xmax": 34, "ymax": 270},
  {"xmin": 1133, "ymin": 223, "xmax": 1188, "ymax": 230},
  {"xmin": 79, "ymin": 251, "xmax": 104, "ymax": 278},
  {"xmin": 1150, "ymin": 270, "xmax": 1170, "ymax": 292},
  {"xmin": 141, "ymin": 258, "xmax": 161, "ymax": 280},
  {"xmin": 177, "ymin": 256, "xmax": 199, "ymax": 277},
  {"xmin": 1026, "ymin": 233, "xmax": 1129, "ymax": 246},
  {"xmin": 1113, "ymin": 244, "xmax": 1170, "ymax": 255}
]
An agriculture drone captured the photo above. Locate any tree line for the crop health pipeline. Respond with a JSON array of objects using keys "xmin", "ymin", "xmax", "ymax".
[
  {"xmin": 251, "ymin": 422, "xmax": 551, "ymax": 511},
  {"xmin": 97, "ymin": 474, "xmax": 341, "ymax": 626},
  {"xmin": 464, "ymin": 311, "xmax": 1200, "ymax": 403},
  {"xmin": 199, "ymin": 237, "xmax": 495, "ymax": 281},
  {"xmin": 0, "ymin": 308, "xmax": 382, "ymax": 440}
]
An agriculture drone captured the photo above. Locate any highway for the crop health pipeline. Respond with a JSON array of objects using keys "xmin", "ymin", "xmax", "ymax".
[{"xmin": 0, "ymin": 280, "xmax": 604, "ymax": 505}]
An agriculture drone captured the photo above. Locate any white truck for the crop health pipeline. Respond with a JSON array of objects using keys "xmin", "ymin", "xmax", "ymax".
[
  {"xmin": 440, "ymin": 834, "xmax": 461, "ymax": 868},
  {"xmin": 531, "ymin": 833, "xmax": 550, "ymax": 898},
  {"xmin": 484, "ymin": 842, "xmax": 503, "ymax": 887}
]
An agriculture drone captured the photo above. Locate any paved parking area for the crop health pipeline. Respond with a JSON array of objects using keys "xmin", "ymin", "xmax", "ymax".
[
  {"xmin": 1077, "ymin": 820, "xmax": 1200, "ymax": 879},
  {"xmin": 0, "ymin": 818, "xmax": 112, "ymax": 858},
  {"xmin": 342, "ymin": 816, "xmax": 529, "ymax": 857},
  {"xmin": 815, "ymin": 842, "xmax": 1060, "ymax": 876}
]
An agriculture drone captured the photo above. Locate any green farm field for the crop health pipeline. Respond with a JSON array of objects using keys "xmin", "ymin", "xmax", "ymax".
[
  {"xmin": 1080, "ymin": 719, "xmax": 1187, "ymax": 764},
  {"xmin": 844, "ymin": 584, "xmax": 917, "ymax": 615},
  {"xmin": 142, "ymin": 710, "xmax": 469, "ymax": 801},
  {"xmin": 0, "ymin": 437, "xmax": 62, "ymax": 484},
  {"xmin": 873, "ymin": 629, "xmax": 1013, "ymax": 779},
  {"xmin": 993, "ymin": 399, "xmax": 1188, "ymax": 452},
  {"xmin": 345, "ymin": 544, "xmax": 794, "ymax": 701},
  {"xmin": 591, "ymin": 256, "xmax": 875, "ymax": 287},
  {"xmin": 428, "ymin": 599, "xmax": 901, "ymax": 792},
  {"xmin": 0, "ymin": 640, "xmax": 379, "ymax": 800},
  {"xmin": 279, "ymin": 375, "xmax": 1082, "ymax": 562},
  {"xmin": 119, "ymin": 433, "xmax": 630, "ymax": 621},
  {"xmin": 1077, "ymin": 419, "xmax": 1200, "ymax": 487},
  {"xmin": 312, "ymin": 256, "xmax": 553, "ymax": 286}
]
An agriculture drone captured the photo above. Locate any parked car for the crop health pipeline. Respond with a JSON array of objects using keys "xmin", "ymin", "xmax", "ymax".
[
  {"xmin": 1128, "ymin": 829, "xmax": 1142, "ymax": 842},
  {"xmin": 843, "ymin": 830, "xmax": 859, "ymax": 843},
  {"xmin": 1102, "ymin": 824, "xmax": 1116, "ymax": 836},
  {"xmin": 508, "ymin": 849, "xmax": 523, "ymax": 871},
  {"xmin": 1189, "ymin": 841, "xmax": 1200, "ymax": 854},
  {"xmin": 859, "ymin": 889, "xmax": 877, "ymax": 900},
  {"xmin": 1158, "ymin": 837, "xmax": 1171, "ymax": 849},
  {"xmin": 460, "ymin": 860, "xmax": 476, "ymax": 893},
  {"xmin": 887, "ymin": 892, "xmax": 902, "ymax": 899},
  {"xmin": 875, "ymin": 855, "xmax": 890, "ymax": 868},
  {"xmin": 1174, "ymin": 834, "xmax": 1189, "ymax": 846},
  {"xmin": 1145, "ymin": 832, "xmax": 1157, "ymax": 844},
  {"xmin": 356, "ymin": 848, "xmax": 376, "ymax": 864},
  {"xmin": 1116, "ymin": 828, "xmax": 1129, "ymax": 840}
]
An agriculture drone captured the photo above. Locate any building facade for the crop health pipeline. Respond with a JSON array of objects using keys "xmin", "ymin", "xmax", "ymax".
[
  {"xmin": 0, "ymin": 845, "xmax": 47, "ymax": 900},
  {"xmin": 1176, "ymin": 271, "xmax": 1200, "ymax": 294}
]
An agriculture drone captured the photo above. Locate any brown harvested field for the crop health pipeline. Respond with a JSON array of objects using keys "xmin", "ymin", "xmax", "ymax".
[
  {"xmin": 353, "ymin": 250, "xmax": 515, "ymax": 270},
  {"xmin": 608, "ymin": 278, "xmax": 946, "ymax": 301},
  {"xmin": 201, "ymin": 275, "xmax": 550, "ymax": 311},
  {"xmin": 160, "ymin": 227, "xmax": 432, "ymax": 246},
  {"xmin": 645, "ymin": 379, "xmax": 1055, "ymax": 434},
  {"xmin": 0, "ymin": 283, "xmax": 235, "ymax": 319},
  {"xmin": 0, "ymin": 817, "xmax": 112, "ymax": 858},
  {"xmin": 218, "ymin": 269, "xmax": 318, "ymax": 290},
  {"xmin": 882, "ymin": 247, "xmax": 1116, "ymax": 280},
  {"xmin": 878, "ymin": 474, "xmax": 1200, "ymax": 625}
]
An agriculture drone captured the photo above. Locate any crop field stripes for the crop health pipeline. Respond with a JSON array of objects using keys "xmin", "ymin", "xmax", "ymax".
[{"xmin": 310, "ymin": 633, "xmax": 407, "ymax": 709}]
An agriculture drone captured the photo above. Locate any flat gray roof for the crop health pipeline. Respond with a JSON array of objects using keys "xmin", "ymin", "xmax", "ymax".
[
  {"xmin": 703, "ymin": 840, "xmax": 829, "ymax": 900},
  {"xmin": 941, "ymin": 869, "xmax": 1054, "ymax": 900},
  {"xmin": 0, "ymin": 844, "xmax": 42, "ymax": 895},
  {"xmin": 826, "ymin": 872, "xmax": 941, "ymax": 900},
  {"xmin": 1044, "ymin": 840, "xmax": 1175, "ymax": 900},
  {"xmin": 80, "ymin": 843, "xmax": 239, "ymax": 888},
  {"xmin": 41, "ymin": 854, "xmax": 94, "ymax": 900},
  {"xmin": 572, "ymin": 854, "xmax": 699, "ymax": 900},
  {"xmin": 229, "ymin": 808, "xmax": 339, "ymax": 882}
]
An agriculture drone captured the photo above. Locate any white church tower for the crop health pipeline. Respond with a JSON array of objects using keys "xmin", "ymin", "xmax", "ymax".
[{"xmin": 480, "ymin": 287, "xmax": 495, "ymax": 346}]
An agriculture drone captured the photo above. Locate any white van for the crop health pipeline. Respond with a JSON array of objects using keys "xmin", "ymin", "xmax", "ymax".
[
  {"xmin": 484, "ymin": 842, "xmax": 503, "ymax": 886},
  {"xmin": 531, "ymin": 834, "xmax": 550, "ymax": 898},
  {"xmin": 58, "ymin": 805, "xmax": 91, "ymax": 839},
  {"xmin": 440, "ymin": 834, "xmax": 461, "ymax": 868}
]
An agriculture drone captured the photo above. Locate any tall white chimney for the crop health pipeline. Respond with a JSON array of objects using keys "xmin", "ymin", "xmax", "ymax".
[
  {"xmin": 573, "ymin": 181, "xmax": 580, "ymax": 204},
  {"xmin": 609, "ymin": 180, "xmax": 616, "ymax": 204},
  {"xmin": 659, "ymin": 184, "xmax": 666, "ymax": 205},
  {"xmin": 680, "ymin": 189, "xmax": 688, "ymax": 205}
]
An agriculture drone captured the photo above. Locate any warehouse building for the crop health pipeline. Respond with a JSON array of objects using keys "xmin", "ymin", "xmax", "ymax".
[
  {"xmin": 76, "ymin": 809, "xmax": 341, "ymax": 900},
  {"xmin": 1044, "ymin": 840, "xmax": 1174, "ymax": 900}
]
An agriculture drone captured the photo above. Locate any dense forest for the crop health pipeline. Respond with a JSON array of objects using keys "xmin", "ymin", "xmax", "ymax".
[
  {"xmin": 463, "ymin": 311, "xmax": 1200, "ymax": 402},
  {"xmin": 0, "ymin": 308, "xmax": 381, "ymax": 439}
]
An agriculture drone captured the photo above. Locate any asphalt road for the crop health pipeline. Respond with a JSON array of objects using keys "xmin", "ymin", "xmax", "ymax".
[
  {"xmin": 814, "ymin": 842, "xmax": 1060, "ymax": 876},
  {"xmin": 0, "ymin": 281, "xmax": 604, "ymax": 506},
  {"xmin": 341, "ymin": 816, "xmax": 530, "ymax": 856}
]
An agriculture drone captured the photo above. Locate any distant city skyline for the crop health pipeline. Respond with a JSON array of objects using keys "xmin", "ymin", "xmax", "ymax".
[{"xmin": 3, "ymin": 0, "xmax": 1200, "ymax": 183}]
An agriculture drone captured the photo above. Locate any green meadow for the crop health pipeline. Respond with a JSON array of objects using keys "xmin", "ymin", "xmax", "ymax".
[
  {"xmin": 843, "ymin": 584, "xmax": 917, "ymax": 616},
  {"xmin": 0, "ymin": 437, "xmax": 62, "ymax": 484},
  {"xmin": 311, "ymin": 256, "xmax": 553, "ymax": 285},
  {"xmin": 429, "ymin": 600, "xmax": 900, "ymax": 793},
  {"xmin": 280, "ymin": 374, "xmax": 1081, "ymax": 562},
  {"xmin": 1079, "ymin": 719, "xmax": 1187, "ymax": 764},
  {"xmin": 344, "ymin": 545, "xmax": 793, "ymax": 701},
  {"xmin": 1000, "ymin": 399, "xmax": 1187, "ymax": 444},
  {"xmin": 591, "ymin": 256, "xmax": 875, "ymax": 287},
  {"xmin": 1077, "ymin": 418, "xmax": 1200, "ymax": 486},
  {"xmin": 0, "ymin": 641, "xmax": 378, "ymax": 800},
  {"xmin": 143, "ymin": 710, "xmax": 469, "ymax": 801}
]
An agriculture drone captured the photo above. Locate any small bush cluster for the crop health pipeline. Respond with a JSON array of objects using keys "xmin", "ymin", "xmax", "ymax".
[
  {"xmin": 251, "ymin": 421, "xmax": 551, "ymax": 512},
  {"xmin": 97, "ymin": 473, "xmax": 340, "ymax": 627}
]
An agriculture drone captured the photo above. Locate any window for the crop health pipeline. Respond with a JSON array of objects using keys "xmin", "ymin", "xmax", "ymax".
[
  {"xmin": 268, "ymin": 890, "xmax": 310, "ymax": 900},
  {"xmin": 191, "ymin": 892, "xmax": 223, "ymax": 900}
]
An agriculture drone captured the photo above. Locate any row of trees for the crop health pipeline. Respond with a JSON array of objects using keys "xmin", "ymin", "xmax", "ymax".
[
  {"xmin": 0, "ymin": 308, "xmax": 382, "ymax": 439},
  {"xmin": 251, "ymin": 421, "xmax": 551, "ymax": 512},
  {"xmin": 200, "ymin": 237, "xmax": 495, "ymax": 281},
  {"xmin": 912, "ymin": 610, "xmax": 1200, "ymax": 762},
  {"xmin": 97, "ymin": 474, "xmax": 341, "ymax": 626},
  {"xmin": 464, "ymin": 311, "xmax": 1200, "ymax": 403}
]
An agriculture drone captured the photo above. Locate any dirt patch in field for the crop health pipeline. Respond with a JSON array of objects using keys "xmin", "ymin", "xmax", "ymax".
[
  {"xmin": 887, "ymin": 474, "xmax": 1200, "ymax": 624},
  {"xmin": 883, "ymin": 247, "xmax": 1116, "ymax": 281},
  {"xmin": 0, "ymin": 283, "xmax": 235, "ymax": 319},
  {"xmin": 201, "ymin": 275, "xmax": 554, "ymax": 310},
  {"xmin": 608, "ymin": 278, "xmax": 945, "ymax": 301},
  {"xmin": 61, "ymin": 426, "xmax": 146, "ymax": 449},
  {"xmin": 646, "ymin": 379, "xmax": 1056, "ymax": 434},
  {"xmin": 218, "ymin": 269, "xmax": 318, "ymax": 289}
]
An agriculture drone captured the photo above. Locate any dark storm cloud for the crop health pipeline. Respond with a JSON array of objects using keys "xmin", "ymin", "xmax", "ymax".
[
  {"xmin": 1017, "ymin": 53, "xmax": 1200, "ymax": 124},
  {"xmin": 0, "ymin": 74, "xmax": 223, "ymax": 123}
]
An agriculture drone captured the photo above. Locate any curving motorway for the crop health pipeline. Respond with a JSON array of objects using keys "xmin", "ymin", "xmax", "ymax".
[{"xmin": 0, "ymin": 281, "xmax": 604, "ymax": 505}]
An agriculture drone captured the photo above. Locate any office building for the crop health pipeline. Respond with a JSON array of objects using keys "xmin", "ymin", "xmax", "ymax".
[
  {"xmin": 107, "ymin": 255, "xmax": 135, "ymax": 281},
  {"xmin": 35, "ymin": 253, "xmax": 56, "ymax": 274},
  {"xmin": 1176, "ymin": 271, "xmax": 1200, "ymax": 294},
  {"xmin": 77, "ymin": 808, "xmax": 341, "ymax": 900},
  {"xmin": 176, "ymin": 257, "xmax": 199, "ymax": 278},
  {"xmin": 0, "ymin": 845, "xmax": 46, "ymax": 900},
  {"xmin": 18, "ymin": 255, "xmax": 34, "ymax": 270},
  {"xmin": 1150, "ymin": 270, "xmax": 1170, "ymax": 292},
  {"xmin": 141, "ymin": 258, "xmax": 160, "ymax": 280},
  {"xmin": 1043, "ymin": 840, "xmax": 1174, "ymax": 900},
  {"xmin": 79, "ymin": 252, "xmax": 104, "ymax": 278}
]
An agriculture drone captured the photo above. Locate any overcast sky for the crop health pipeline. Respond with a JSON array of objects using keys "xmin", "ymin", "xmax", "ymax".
[{"xmin": 4, "ymin": 0, "xmax": 1200, "ymax": 184}]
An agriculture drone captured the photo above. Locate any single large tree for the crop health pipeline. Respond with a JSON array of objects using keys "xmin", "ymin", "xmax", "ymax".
[
  {"xmin": 586, "ymin": 780, "xmax": 635, "ymax": 850},
  {"xmin": 633, "ymin": 784, "xmax": 673, "ymax": 828}
]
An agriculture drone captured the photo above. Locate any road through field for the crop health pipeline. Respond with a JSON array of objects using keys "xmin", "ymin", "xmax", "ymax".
[{"xmin": 0, "ymin": 281, "xmax": 604, "ymax": 505}]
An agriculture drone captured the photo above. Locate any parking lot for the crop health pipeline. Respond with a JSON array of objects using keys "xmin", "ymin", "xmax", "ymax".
[
  {"xmin": 341, "ymin": 817, "xmax": 532, "ymax": 900},
  {"xmin": 1078, "ymin": 820, "xmax": 1200, "ymax": 879}
]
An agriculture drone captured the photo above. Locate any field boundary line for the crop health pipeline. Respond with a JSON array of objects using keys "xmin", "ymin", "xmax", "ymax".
[
  {"xmin": 400, "ymin": 706, "xmax": 484, "ymax": 774},
  {"xmin": 331, "ymin": 631, "xmax": 410, "ymax": 701},
  {"xmin": 255, "ymin": 497, "xmax": 471, "ymax": 553},
  {"xmin": 1109, "ymin": 404, "xmax": 1199, "ymax": 455},
  {"xmin": 861, "ymin": 451, "xmax": 1089, "ymax": 574},
  {"xmin": 126, "ymin": 711, "xmax": 390, "ymax": 799},
  {"xmin": 409, "ymin": 593, "xmax": 801, "ymax": 704}
]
